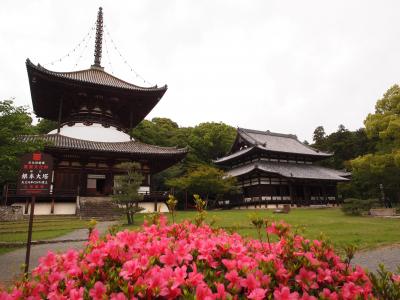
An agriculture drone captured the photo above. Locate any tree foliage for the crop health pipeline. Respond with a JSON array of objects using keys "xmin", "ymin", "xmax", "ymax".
[
  {"xmin": 347, "ymin": 85, "xmax": 400, "ymax": 203},
  {"xmin": 0, "ymin": 99, "xmax": 44, "ymax": 188},
  {"xmin": 112, "ymin": 162, "xmax": 144, "ymax": 224},
  {"xmin": 166, "ymin": 165, "xmax": 238, "ymax": 205},
  {"xmin": 34, "ymin": 118, "xmax": 58, "ymax": 134},
  {"xmin": 365, "ymin": 85, "xmax": 400, "ymax": 151},
  {"xmin": 310, "ymin": 85, "xmax": 400, "ymax": 203},
  {"xmin": 131, "ymin": 118, "xmax": 236, "ymax": 190}
]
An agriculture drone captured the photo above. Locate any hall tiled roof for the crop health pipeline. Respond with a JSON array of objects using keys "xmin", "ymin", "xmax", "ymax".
[
  {"xmin": 226, "ymin": 161, "xmax": 350, "ymax": 181},
  {"xmin": 237, "ymin": 128, "xmax": 332, "ymax": 157},
  {"xmin": 26, "ymin": 59, "xmax": 167, "ymax": 92},
  {"xmin": 214, "ymin": 146, "xmax": 257, "ymax": 164},
  {"xmin": 20, "ymin": 134, "xmax": 187, "ymax": 156}
]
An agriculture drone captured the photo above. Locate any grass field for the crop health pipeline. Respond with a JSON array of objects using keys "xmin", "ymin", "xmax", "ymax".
[
  {"xmin": 122, "ymin": 208, "xmax": 400, "ymax": 252},
  {"xmin": 0, "ymin": 216, "xmax": 88, "ymax": 255},
  {"xmin": 0, "ymin": 208, "xmax": 398, "ymax": 256}
]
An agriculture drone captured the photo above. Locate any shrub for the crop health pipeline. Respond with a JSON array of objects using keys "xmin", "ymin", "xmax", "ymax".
[
  {"xmin": 368, "ymin": 264, "xmax": 400, "ymax": 299},
  {"xmin": 0, "ymin": 216, "xmax": 378, "ymax": 299},
  {"xmin": 341, "ymin": 198, "xmax": 380, "ymax": 216}
]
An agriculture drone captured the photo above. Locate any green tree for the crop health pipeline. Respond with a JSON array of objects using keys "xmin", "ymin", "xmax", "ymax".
[
  {"xmin": 112, "ymin": 162, "xmax": 144, "ymax": 224},
  {"xmin": 0, "ymin": 99, "xmax": 43, "ymax": 189},
  {"xmin": 313, "ymin": 126, "xmax": 375, "ymax": 169},
  {"xmin": 166, "ymin": 165, "xmax": 238, "ymax": 206},
  {"xmin": 312, "ymin": 126, "xmax": 326, "ymax": 148},
  {"xmin": 350, "ymin": 151, "xmax": 400, "ymax": 201},
  {"xmin": 34, "ymin": 118, "xmax": 58, "ymax": 134},
  {"xmin": 131, "ymin": 119, "xmax": 236, "ymax": 190},
  {"xmin": 348, "ymin": 85, "xmax": 400, "ymax": 203},
  {"xmin": 187, "ymin": 122, "xmax": 236, "ymax": 164},
  {"xmin": 364, "ymin": 84, "xmax": 400, "ymax": 151},
  {"xmin": 131, "ymin": 118, "xmax": 183, "ymax": 147}
]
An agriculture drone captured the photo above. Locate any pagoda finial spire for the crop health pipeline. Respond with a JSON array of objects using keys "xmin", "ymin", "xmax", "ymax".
[{"xmin": 92, "ymin": 7, "xmax": 103, "ymax": 68}]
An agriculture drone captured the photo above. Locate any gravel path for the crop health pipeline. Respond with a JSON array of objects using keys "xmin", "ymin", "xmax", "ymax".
[
  {"xmin": 352, "ymin": 244, "xmax": 400, "ymax": 273},
  {"xmin": 0, "ymin": 221, "xmax": 117, "ymax": 286}
]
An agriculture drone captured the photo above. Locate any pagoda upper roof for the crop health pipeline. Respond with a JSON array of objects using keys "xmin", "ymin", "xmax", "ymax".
[
  {"xmin": 26, "ymin": 59, "xmax": 167, "ymax": 130},
  {"xmin": 27, "ymin": 59, "xmax": 167, "ymax": 92},
  {"xmin": 225, "ymin": 161, "xmax": 350, "ymax": 181}
]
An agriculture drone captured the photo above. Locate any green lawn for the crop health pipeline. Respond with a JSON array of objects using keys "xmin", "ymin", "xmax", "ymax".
[
  {"xmin": 1, "ymin": 209, "xmax": 398, "ymax": 256},
  {"xmin": 0, "ymin": 216, "xmax": 88, "ymax": 255},
  {"xmin": 122, "ymin": 208, "xmax": 400, "ymax": 252}
]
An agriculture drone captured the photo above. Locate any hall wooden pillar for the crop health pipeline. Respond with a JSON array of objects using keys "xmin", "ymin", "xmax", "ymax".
[
  {"xmin": 289, "ymin": 183, "xmax": 294, "ymax": 207},
  {"xmin": 322, "ymin": 184, "xmax": 327, "ymax": 205},
  {"xmin": 303, "ymin": 184, "xmax": 310, "ymax": 206},
  {"xmin": 334, "ymin": 185, "xmax": 338, "ymax": 206}
]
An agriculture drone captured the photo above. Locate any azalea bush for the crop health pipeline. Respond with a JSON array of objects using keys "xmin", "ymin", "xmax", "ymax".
[{"xmin": 1, "ymin": 216, "xmax": 378, "ymax": 299}]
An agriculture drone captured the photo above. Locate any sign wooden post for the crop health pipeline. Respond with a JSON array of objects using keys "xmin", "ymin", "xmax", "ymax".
[
  {"xmin": 16, "ymin": 152, "xmax": 53, "ymax": 276},
  {"xmin": 24, "ymin": 195, "xmax": 35, "ymax": 275}
]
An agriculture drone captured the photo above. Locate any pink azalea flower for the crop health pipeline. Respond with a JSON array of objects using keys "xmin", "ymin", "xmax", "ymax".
[
  {"xmin": 225, "ymin": 270, "xmax": 242, "ymax": 290},
  {"xmin": 295, "ymin": 267, "xmax": 318, "ymax": 291},
  {"xmin": 319, "ymin": 288, "xmax": 338, "ymax": 300},
  {"xmin": 341, "ymin": 282, "xmax": 362, "ymax": 300},
  {"xmin": 241, "ymin": 273, "xmax": 260, "ymax": 291},
  {"xmin": 300, "ymin": 292, "xmax": 317, "ymax": 300},
  {"xmin": 159, "ymin": 249, "xmax": 177, "ymax": 267},
  {"xmin": 0, "ymin": 291, "xmax": 12, "ymax": 300},
  {"xmin": 69, "ymin": 287, "xmax": 84, "ymax": 300},
  {"xmin": 120, "ymin": 259, "xmax": 141, "ymax": 280},
  {"xmin": 0, "ymin": 219, "xmax": 377, "ymax": 300},
  {"xmin": 110, "ymin": 292, "xmax": 127, "ymax": 300},
  {"xmin": 273, "ymin": 286, "xmax": 300, "ymax": 300},
  {"xmin": 196, "ymin": 284, "xmax": 213, "ymax": 300},
  {"xmin": 214, "ymin": 283, "xmax": 227, "ymax": 300},
  {"xmin": 86, "ymin": 248, "xmax": 104, "ymax": 268},
  {"xmin": 392, "ymin": 274, "xmax": 400, "ymax": 283},
  {"xmin": 317, "ymin": 268, "xmax": 333, "ymax": 283},
  {"xmin": 248, "ymin": 288, "xmax": 267, "ymax": 300},
  {"xmin": 39, "ymin": 251, "xmax": 57, "ymax": 269},
  {"xmin": 89, "ymin": 281, "xmax": 106, "ymax": 300}
]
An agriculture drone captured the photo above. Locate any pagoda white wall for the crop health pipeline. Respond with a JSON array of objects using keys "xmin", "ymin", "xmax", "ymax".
[{"xmin": 48, "ymin": 123, "xmax": 131, "ymax": 142}]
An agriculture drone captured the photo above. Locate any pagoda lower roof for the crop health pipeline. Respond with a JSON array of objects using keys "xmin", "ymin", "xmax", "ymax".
[
  {"xmin": 20, "ymin": 134, "xmax": 187, "ymax": 157},
  {"xmin": 226, "ymin": 161, "xmax": 350, "ymax": 181}
]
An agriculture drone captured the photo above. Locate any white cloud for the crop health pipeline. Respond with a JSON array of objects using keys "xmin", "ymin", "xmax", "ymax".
[{"xmin": 1, "ymin": 0, "xmax": 400, "ymax": 142}]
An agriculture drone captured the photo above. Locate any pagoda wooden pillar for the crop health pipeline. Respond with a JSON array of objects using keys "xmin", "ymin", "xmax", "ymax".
[
  {"xmin": 57, "ymin": 97, "xmax": 64, "ymax": 133},
  {"xmin": 129, "ymin": 110, "xmax": 133, "ymax": 140}
]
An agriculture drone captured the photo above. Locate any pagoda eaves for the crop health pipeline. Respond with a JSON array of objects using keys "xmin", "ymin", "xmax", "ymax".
[{"xmin": 26, "ymin": 59, "xmax": 167, "ymax": 132}]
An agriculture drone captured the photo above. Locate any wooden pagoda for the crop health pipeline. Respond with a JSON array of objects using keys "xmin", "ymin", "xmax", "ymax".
[
  {"xmin": 214, "ymin": 128, "xmax": 350, "ymax": 208},
  {"xmin": 5, "ymin": 8, "xmax": 187, "ymax": 216}
]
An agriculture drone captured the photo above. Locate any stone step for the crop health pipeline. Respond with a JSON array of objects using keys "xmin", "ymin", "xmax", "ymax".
[{"xmin": 78, "ymin": 196, "xmax": 122, "ymax": 220}]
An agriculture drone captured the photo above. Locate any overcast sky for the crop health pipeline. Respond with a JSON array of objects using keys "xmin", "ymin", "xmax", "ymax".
[{"xmin": 1, "ymin": 0, "xmax": 400, "ymax": 142}]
